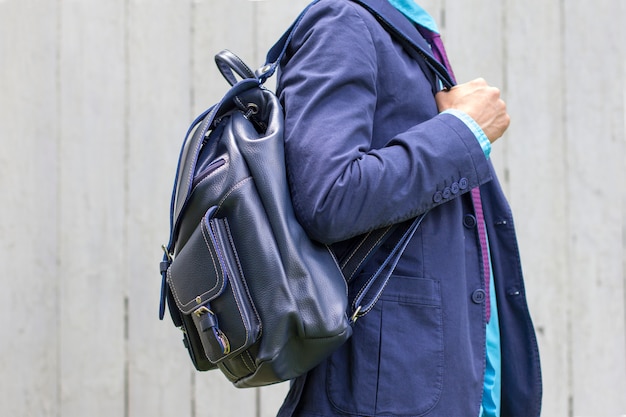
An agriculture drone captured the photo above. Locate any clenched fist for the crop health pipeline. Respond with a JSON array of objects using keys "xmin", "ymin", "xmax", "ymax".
[{"xmin": 435, "ymin": 78, "xmax": 510, "ymax": 143}]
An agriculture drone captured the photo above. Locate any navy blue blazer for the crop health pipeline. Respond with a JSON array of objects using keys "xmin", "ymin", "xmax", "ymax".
[{"xmin": 276, "ymin": 0, "xmax": 542, "ymax": 416}]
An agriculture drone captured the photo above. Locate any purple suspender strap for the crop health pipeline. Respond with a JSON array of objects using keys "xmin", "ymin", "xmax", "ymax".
[{"xmin": 471, "ymin": 188, "xmax": 491, "ymax": 321}]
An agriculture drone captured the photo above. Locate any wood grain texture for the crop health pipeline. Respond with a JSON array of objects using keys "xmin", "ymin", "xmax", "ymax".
[
  {"xmin": 500, "ymin": 1, "xmax": 570, "ymax": 416},
  {"xmin": 0, "ymin": 1, "xmax": 60, "ymax": 416},
  {"xmin": 126, "ymin": 1, "xmax": 194, "ymax": 416},
  {"xmin": 56, "ymin": 1, "xmax": 127, "ymax": 415},
  {"xmin": 563, "ymin": 0, "xmax": 626, "ymax": 414}
]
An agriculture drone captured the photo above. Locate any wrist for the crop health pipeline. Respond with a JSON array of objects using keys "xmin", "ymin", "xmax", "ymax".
[{"xmin": 441, "ymin": 109, "xmax": 491, "ymax": 159}]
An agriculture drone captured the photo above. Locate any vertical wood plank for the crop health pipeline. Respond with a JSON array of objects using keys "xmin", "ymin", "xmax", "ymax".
[
  {"xmin": 501, "ymin": 1, "xmax": 570, "ymax": 416},
  {"xmin": 126, "ymin": 1, "xmax": 194, "ymax": 416},
  {"xmin": 0, "ymin": 1, "xmax": 59, "ymax": 416},
  {"xmin": 254, "ymin": 0, "xmax": 308, "ymax": 60},
  {"xmin": 443, "ymin": 0, "xmax": 505, "ymax": 86},
  {"xmin": 257, "ymin": 383, "xmax": 290, "ymax": 417},
  {"xmin": 57, "ymin": 1, "xmax": 127, "ymax": 415},
  {"xmin": 564, "ymin": 0, "xmax": 626, "ymax": 415},
  {"xmin": 443, "ymin": 0, "xmax": 508, "ymax": 180},
  {"xmin": 194, "ymin": 373, "xmax": 257, "ymax": 417},
  {"xmin": 191, "ymin": 0, "xmax": 255, "ymax": 115}
]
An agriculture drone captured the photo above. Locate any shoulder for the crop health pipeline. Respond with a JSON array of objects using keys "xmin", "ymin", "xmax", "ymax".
[
  {"xmin": 287, "ymin": 0, "xmax": 381, "ymax": 54},
  {"xmin": 302, "ymin": 0, "xmax": 376, "ymax": 23}
]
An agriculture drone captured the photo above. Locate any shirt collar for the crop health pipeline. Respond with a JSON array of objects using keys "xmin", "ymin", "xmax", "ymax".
[{"xmin": 386, "ymin": 0, "xmax": 439, "ymax": 33}]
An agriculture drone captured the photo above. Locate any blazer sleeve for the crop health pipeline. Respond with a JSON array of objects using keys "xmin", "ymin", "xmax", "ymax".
[{"xmin": 278, "ymin": 1, "xmax": 492, "ymax": 244}]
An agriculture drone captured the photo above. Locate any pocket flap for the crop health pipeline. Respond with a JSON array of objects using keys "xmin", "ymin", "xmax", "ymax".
[{"xmin": 167, "ymin": 208, "xmax": 226, "ymax": 314}]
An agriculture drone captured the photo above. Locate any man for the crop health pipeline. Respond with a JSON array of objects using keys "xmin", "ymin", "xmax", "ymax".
[{"xmin": 276, "ymin": 0, "xmax": 542, "ymax": 415}]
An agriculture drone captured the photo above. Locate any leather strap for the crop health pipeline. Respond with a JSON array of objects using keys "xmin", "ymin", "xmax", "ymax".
[
  {"xmin": 215, "ymin": 50, "xmax": 256, "ymax": 86},
  {"xmin": 339, "ymin": 225, "xmax": 395, "ymax": 283},
  {"xmin": 347, "ymin": 213, "xmax": 428, "ymax": 323}
]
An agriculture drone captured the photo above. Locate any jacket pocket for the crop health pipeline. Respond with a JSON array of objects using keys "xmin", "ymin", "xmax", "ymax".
[{"xmin": 327, "ymin": 275, "xmax": 443, "ymax": 416}]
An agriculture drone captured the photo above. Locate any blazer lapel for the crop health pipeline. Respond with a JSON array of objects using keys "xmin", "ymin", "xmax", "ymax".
[
  {"xmin": 349, "ymin": 0, "xmax": 455, "ymax": 89},
  {"xmin": 350, "ymin": 0, "xmax": 435, "ymax": 59}
]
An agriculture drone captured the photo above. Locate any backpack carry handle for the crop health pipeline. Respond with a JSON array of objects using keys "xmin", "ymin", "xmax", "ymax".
[{"xmin": 215, "ymin": 50, "xmax": 257, "ymax": 86}]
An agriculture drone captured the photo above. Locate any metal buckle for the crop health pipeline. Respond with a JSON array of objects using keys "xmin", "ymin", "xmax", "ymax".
[
  {"xmin": 193, "ymin": 306, "xmax": 212, "ymax": 317},
  {"xmin": 161, "ymin": 244, "xmax": 173, "ymax": 262},
  {"xmin": 350, "ymin": 305, "xmax": 363, "ymax": 324}
]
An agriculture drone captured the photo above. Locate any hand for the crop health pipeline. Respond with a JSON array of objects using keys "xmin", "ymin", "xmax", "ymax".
[{"xmin": 435, "ymin": 78, "xmax": 510, "ymax": 143}]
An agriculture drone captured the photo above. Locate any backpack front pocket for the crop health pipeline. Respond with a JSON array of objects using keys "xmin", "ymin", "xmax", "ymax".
[{"xmin": 168, "ymin": 206, "xmax": 261, "ymax": 368}]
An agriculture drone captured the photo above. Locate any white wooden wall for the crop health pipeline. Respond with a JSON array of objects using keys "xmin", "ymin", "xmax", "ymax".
[{"xmin": 0, "ymin": 0, "xmax": 624, "ymax": 416}]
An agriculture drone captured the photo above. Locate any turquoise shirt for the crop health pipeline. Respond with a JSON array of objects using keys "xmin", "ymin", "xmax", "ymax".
[{"xmin": 387, "ymin": 1, "xmax": 502, "ymax": 416}]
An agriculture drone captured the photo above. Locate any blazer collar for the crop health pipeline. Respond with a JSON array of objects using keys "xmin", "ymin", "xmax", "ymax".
[{"xmin": 350, "ymin": 0, "xmax": 436, "ymax": 60}]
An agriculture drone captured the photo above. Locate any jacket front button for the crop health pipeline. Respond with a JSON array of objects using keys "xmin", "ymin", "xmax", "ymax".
[
  {"xmin": 463, "ymin": 214, "xmax": 477, "ymax": 228},
  {"xmin": 433, "ymin": 191, "xmax": 443, "ymax": 203},
  {"xmin": 472, "ymin": 289, "xmax": 486, "ymax": 304}
]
